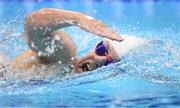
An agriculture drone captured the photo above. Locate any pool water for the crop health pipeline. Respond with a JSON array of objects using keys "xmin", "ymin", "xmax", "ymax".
[{"xmin": 0, "ymin": 0, "xmax": 180, "ymax": 107}]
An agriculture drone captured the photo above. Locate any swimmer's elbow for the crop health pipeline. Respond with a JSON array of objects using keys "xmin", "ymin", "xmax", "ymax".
[
  {"xmin": 24, "ymin": 9, "xmax": 47, "ymax": 32},
  {"xmin": 24, "ymin": 14, "xmax": 31, "ymax": 27},
  {"xmin": 24, "ymin": 12, "xmax": 37, "ymax": 31},
  {"xmin": 24, "ymin": 8, "xmax": 48, "ymax": 25},
  {"xmin": 24, "ymin": 8, "xmax": 82, "ymax": 32}
]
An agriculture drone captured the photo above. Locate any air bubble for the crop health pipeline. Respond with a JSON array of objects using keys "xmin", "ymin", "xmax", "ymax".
[{"xmin": 58, "ymin": 61, "xmax": 62, "ymax": 64}]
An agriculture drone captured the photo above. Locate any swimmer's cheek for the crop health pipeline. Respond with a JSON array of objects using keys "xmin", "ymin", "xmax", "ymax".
[{"xmin": 74, "ymin": 64, "xmax": 83, "ymax": 73}]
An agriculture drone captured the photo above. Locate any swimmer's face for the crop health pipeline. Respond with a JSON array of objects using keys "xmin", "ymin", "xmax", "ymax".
[{"xmin": 75, "ymin": 55, "xmax": 107, "ymax": 72}]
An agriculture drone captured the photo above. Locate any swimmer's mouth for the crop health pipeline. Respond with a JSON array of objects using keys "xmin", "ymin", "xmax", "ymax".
[{"xmin": 81, "ymin": 63, "xmax": 90, "ymax": 71}]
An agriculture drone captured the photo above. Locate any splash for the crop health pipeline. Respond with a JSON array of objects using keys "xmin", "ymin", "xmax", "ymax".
[{"xmin": 121, "ymin": 39, "xmax": 180, "ymax": 86}]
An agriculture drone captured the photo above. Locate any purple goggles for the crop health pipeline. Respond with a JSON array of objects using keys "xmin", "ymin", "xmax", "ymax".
[{"xmin": 95, "ymin": 41, "xmax": 116, "ymax": 66}]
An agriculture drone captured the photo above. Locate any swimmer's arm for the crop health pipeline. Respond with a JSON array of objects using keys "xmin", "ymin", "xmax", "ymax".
[
  {"xmin": 25, "ymin": 8, "xmax": 77, "ymax": 36},
  {"xmin": 10, "ymin": 50, "xmax": 41, "ymax": 70},
  {"xmin": 25, "ymin": 8, "xmax": 123, "ymax": 42},
  {"xmin": 76, "ymin": 12, "xmax": 123, "ymax": 42}
]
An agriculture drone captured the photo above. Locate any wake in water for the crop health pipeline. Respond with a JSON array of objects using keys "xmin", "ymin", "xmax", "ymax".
[
  {"xmin": 0, "ymin": 33, "xmax": 179, "ymax": 89},
  {"xmin": 0, "ymin": 30, "xmax": 180, "ymax": 108},
  {"xmin": 57, "ymin": 38, "xmax": 180, "ymax": 88},
  {"xmin": 121, "ymin": 39, "xmax": 180, "ymax": 86},
  {"xmin": 0, "ymin": 18, "xmax": 179, "ymax": 87}
]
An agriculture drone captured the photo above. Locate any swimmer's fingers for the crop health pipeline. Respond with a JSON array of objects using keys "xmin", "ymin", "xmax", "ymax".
[
  {"xmin": 116, "ymin": 36, "xmax": 124, "ymax": 42},
  {"xmin": 101, "ymin": 28, "xmax": 124, "ymax": 42},
  {"xmin": 111, "ymin": 35, "xmax": 124, "ymax": 42}
]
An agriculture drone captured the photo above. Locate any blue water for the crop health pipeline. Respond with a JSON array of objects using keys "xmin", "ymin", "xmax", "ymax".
[{"xmin": 0, "ymin": 1, "xmax": 180, "ymax": 107}]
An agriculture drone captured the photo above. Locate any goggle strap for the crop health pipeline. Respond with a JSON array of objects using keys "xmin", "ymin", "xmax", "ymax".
[{"xmin": 105, "ymin": 52, "xmax": 111, "ymax": 61}]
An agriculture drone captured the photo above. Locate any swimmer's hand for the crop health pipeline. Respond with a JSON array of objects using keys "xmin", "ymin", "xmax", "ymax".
[
  {"xmin": 110, "ymin": 35, "xmax": 124, "ymax": 42},
  {"xmin": 72, "ymin": 11, "xmax": 124, "ymax": 42}
]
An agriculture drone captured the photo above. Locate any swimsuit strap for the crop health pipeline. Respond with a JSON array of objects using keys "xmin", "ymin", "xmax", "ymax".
[
  {"xmin": 104, "ymin": 52, "xmax": 116, "ymax": 66},
  {"xmin": 105, "ymin": 52, "xmax": 111, "ymax": 61}
]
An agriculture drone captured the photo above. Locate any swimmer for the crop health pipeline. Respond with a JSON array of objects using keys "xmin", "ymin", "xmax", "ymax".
[{"xmin": 9, "ymin": 8, "xmax": 143, "ymax": 74}]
